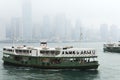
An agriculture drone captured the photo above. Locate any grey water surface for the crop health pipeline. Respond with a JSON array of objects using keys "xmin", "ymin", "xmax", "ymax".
[{"xmin": 0, "ymin": 42, "xmax": 120, "ymax": 80}]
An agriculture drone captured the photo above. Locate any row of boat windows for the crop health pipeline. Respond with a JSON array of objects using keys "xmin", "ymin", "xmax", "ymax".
[
  {"xmin": 40, "ymin": 51, "xmax": 60, "ymax": 55},
  {"xmin": 15, "ymin": 50, "xmax": 32, "ymax": 53},
  {"xmin": 3, "ymin": 48, "xmax": 14, "ymax": 52},
  {"xmin": 3, "ymin": 48, "xmax": 32, "ymax": 53},
  {"xmin": 3, "ymin": 48, "xmax": 95, "ymax": 55},
  {"xmin": 3, "ymin": 48, "xmax": 60, "ymax": 55},
  {"xmin": 62, "ymin": 50, "xmax": 95, "ymax": 55}
]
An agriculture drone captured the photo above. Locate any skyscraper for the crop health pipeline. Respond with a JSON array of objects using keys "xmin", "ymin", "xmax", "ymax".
[
  {"xmin": 6, "ymin": 17, "xmax": 22, "ymax": 40},
  {"xmin": 12, "ymin": 17, "xmax": 22, "ymax": 40},
  {"xmin": 41, "ymin": 16, "xmax": 51, "ymax": 39},
  {"xmin": 22, "ymin": 0, "xmax": 32, "ymax": 40},
  {"xmin": 110, "ymin": 24, "xmax": 119, "ymax": 41},
  {"xmin": 100, "ymin": 24, "xmax": 109, "ymax": 41},
  {"xmin": 0, "ymin": 20, "xmax": 6, "ymax": 40},
  {"xmin": 74, "ymin": 20, "xmax": 82, "ymax": 41},
  {"xmin": 32, "ymin": 24, "xmax": 41, "ymax": 40},
  {"xmin": 54, "ymin": 15, "xmax": 66, "ymax": 40}
]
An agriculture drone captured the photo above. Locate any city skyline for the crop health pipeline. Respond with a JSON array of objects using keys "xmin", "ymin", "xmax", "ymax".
[
  {"xmin": 0, "ymin": 0, "xmax": 120, "ymax": 42},
  {"xmin": 4, "ymin": 15, "xmax": 120, "ymax": 42},
  {"xmin": 1, "ymin": 0, "xmax": 120, "ymax": 28},
  {"xmin": 22, "ymin": 0, "xmax": 32, "ymax": 40}
]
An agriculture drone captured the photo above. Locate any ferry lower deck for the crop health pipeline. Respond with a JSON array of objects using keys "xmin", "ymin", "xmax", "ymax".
[{"xmin": 3, "ymin": 53, "xmax": 99, "ymax": 70}]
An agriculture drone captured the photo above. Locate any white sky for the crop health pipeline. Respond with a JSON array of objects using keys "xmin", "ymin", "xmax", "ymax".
[{"xmin": 0, "ymin": 0, "xmax": 120, "ymax": 28}]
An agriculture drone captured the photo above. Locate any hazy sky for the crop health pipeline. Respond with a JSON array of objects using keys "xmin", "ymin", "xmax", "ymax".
[{"xmin": 1, "ymin": 0, "xmax": 120, "ymax": 28}]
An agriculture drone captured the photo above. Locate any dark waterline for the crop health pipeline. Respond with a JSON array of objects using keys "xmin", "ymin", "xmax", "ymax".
[{"xmin": 0, "ymin": 42, "xmax": 120, "ymax": 80}]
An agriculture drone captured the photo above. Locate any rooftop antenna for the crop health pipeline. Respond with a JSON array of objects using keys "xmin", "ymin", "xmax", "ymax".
[
  {"xmin": 79, "ymin": 27, "xmax": 83, "ymax": 48},
  {"xmin": 12, "ymin": 25, "xmax": 16, "ymax": 47}
]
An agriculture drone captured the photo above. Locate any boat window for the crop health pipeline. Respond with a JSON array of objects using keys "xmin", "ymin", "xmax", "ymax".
[
  {"xmin": 92, "ymin": 50, "xmax": 95, "ymax": 54},
  {"xmin": 3, "ymin": 48, "xmax": 6, "ymax": 51},
  {"xmin": 27, "ymin": 50, "xmax": 29, "ymax": 53},
  {"xmin": 40, "ymin": 50, "xmax": 60, "ymax": 55},
  {"xmin": 63, "ymin": 47, "xmax": 67, "ymax": 50},
  {"xmin": 46, "ymin": 51, "xmax": 49, "ymax": 54},
  {"xmin": 81, "ymin": 51, "xmax": 83, "ymax": 54},
  {"xmin": 23, "ymin": 50, "xmax": 26, "ymax": 53},
  {"xmin": 77, "ymin": 51, "xmax": 79, "ymax": 54},
  {"xmin": 10, "ymin": 50, "xmax": 12, "ymax": 52},
  {"xmin": 73, "ymin": 51, "xmax": 75, "ymax": 54},
  {"xmin": 15, "ymin": 50, "xmax": 18, "ymax": 53},
  {"xmin": 30, "ymin": 50, "xmax": 31, "ymax": 53},
  {"xmin": 51, "ymin": 51, "xmax": 55, "ymax": 54},
  {"xmin": 66, "ymin": 51, "xmax": 68, "ymax": 54},
  {"xmin": 69, "ymin": 51, "xmax": 72, "ymax": 54},
  {"xmin": 86, "ymin": 51, "xmax": 89, "ymax": 54},
  {"xmin": 40, "ymin": 51, "xmax": 41, "ymax": 53},
  {"xmin": 62, "ymin": 51, "xmax": 64, "ymax": 54},
  {"xmin": 6, "ymin": 49, "xmax": 13, "ymax": 52},
  {"xmin": 19, "ymin": 50, "xmax": 22, "ymax": 53},
  {"xmin": 56, "ymin": 51, "xmax": 60, "ymax": 55},
  {"xmin": 15, "ymin": 50, "xmax": 29, "ymax": 54},
  {"xmin": 88, "ymin": 50, "xmax": 91, "ymax": 54},
  {"xmin": 16, "ymin": 50, "xmax": 18, "ymax": 53},
  {"xmin": 18, "ymin": 50, "xmax": 20, "ymax": 53},
  {"xmin": 40, "ymin": 50, "xmax": 45, "ymax": 54},
  {"xmin": 84, "ymin": 51, "xmax": 86, "ymax": 54}
]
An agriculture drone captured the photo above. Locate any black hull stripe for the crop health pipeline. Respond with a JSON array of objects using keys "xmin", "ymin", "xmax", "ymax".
[{"xmin": 3, "ymin": 61, "xmax": 99, "ymax": 70}]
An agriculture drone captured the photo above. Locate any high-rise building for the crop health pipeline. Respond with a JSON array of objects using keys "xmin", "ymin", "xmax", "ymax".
[
  {"xmin": 54, "ymin": 15, "xmax": 66, "ymax": 40},
  {"xmin": 110, "ymin": 24, "xmax": 119, "ymax": 41},
  {"xmin": 64, "ymin": 20, "xmax": 72, "ymax": 41},
  {"xmin": 100, "ymin": 24, "xmax": 109, "ymax": 41},
  {"xmin": 32, "ymin": 24, "xmax": 41, "ymax": 40},
  {"xmin": 74, "ymin": 20, "xmax": 82, "ymax": 41},
  {"xmin": 8, "ymin": 17, "xmax": 22, "ymax": 40},
  {"xmin": 22, "ymin": 0, "xmax": 32, "ymax": 40},
  {"xmin": 6, "ymin": 24, "xmax": 11, "ymax": 40},
  {"xmin": 41, "ymin": 16, "xmax": 51, "ymax": 39},
  {"xmin": 0, "ymin": 20, "xmax": 6, "ymax": 40}
]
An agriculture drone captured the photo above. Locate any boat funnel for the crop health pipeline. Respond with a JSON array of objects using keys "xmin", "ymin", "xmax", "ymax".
[{"xmin": 40, "ymin": 42, "xmax": 47, "ymax": 48}]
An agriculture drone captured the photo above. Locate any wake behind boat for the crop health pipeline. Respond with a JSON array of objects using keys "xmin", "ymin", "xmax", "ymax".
[{"xmin": 2, "ymin": 42, "xmax": 99, "ymax": 70}]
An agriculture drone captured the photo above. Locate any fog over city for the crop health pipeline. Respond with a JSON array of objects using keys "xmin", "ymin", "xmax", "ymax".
[{"xmin": 0, "ymin": 0, "xmax": 120, "ymax": 42}]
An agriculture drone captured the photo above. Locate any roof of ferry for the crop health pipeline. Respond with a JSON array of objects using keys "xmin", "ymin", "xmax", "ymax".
[{"xmin": 4, "ymin": 46, "xmax": 95, "ymax": 51}]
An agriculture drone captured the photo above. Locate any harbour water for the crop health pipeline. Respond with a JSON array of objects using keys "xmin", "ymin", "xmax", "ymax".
[{"xmin": 0, "ymin": 42, "xmax": 120, "ymax": 80}]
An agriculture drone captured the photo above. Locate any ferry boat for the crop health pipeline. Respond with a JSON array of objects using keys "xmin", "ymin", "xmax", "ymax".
[
  {"xmin": 103, "ymin": 41, "xmax": 120, "ymax": 53},
  {"xmin": 2, "ymin": 42, "xmax": 99, "ymax": 70}
]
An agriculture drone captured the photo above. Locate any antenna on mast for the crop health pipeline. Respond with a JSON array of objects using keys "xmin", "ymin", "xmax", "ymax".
[
  {"xmin": 79, "ymin": 27, "xmax": 83, "ymax": 47},
  {"xmin": 12, "ymin": 25, "xmax": 15, "ymax": 46}
]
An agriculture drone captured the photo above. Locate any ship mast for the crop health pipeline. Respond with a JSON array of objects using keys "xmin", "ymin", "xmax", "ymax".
[
  {"xmin": 79, "ymin": 27, "xmax": 82, "ymax": 47},
  {"xmin": 12, "ymin": 25, "xmax": 15, "ymax": 46}
]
